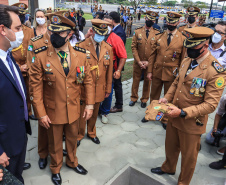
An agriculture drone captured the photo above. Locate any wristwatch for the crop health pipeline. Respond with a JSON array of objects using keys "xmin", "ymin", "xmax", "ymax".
[
  {"xmin": 117, "ymin": 70, "xmax": 121, "ymax": 73},
  {"xmin": 180, "ymin": 109, "xmax": 187, "ymax": 118}
]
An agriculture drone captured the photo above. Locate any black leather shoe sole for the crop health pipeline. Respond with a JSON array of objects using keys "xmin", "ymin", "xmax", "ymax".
[
  {"xmin": 141, "ymin": 117, "xmax": 148, "ymax": 123},
  {"xmin": 129, "ymin": 101, "xmax": 137, "ymax": 106},
  {"xmin": 23, "ymin": 162, "xmax": 31, "ymax": 170},
  {"xmin": 141, "ymin": 102, "xmax": 147, "ymax": 108},
  {"xmin": 151, "ymin": 167, "xmax": 175, "ymax": 175},
  {"xmin": 39, "ymin": 158, "xmax": 47, "ymax": 169},
  {"xmin": 66, "ymin": 164, "xmax": 88, "ymax": 175},
  {"xmin": 87, "ymin": 135, "xmax": 100, "ymax": 144}
]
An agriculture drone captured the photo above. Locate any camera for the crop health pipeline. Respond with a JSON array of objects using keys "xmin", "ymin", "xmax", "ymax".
[{"xmin": 212, "ymin": 131, "xmax": 224, "ymax": 147}]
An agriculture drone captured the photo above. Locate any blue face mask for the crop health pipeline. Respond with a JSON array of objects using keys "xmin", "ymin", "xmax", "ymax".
[{"xmin": 94, "ymin": 33, "xmax": 105, "ymax": 43}]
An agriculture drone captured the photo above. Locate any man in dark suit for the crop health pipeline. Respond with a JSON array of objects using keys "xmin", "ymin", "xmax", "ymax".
[
  {"xmin": 108, "ymin": 11, "xmax": 126, "ymax": 113},
  {"xmin": 78, "ymin": 13, "xmax": 86, "ymax": 32},
  {"xmin": 0, "ymin": 5, "xmax": 31, "ymax": 184}
]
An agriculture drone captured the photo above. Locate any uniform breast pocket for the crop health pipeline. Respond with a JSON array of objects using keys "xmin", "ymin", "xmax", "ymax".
[
  {"xmin": 103, "ymin": 60, "xmax": 110, "ymax": 71},
  {"xmin": 43, "ymin": 74, "xmax": 56, "ymax": 88},
  {"xmin": 174, "ymin": 50, "xmax": 182, "ymax": 59}
]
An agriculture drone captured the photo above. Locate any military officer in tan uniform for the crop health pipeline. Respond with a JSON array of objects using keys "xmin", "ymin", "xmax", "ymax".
[
  {"xmin": 130, "ymin": 11, "xmax": 160, "ymax": 108},
  {"xmin": 142, "ymin": 12, "xmax": 186, "ymax": 123},
  {"xmin": 77, "ymin": 19, "xmax": 113, "ymax": 146},
  {"xmin": 27, "ymin": 32, "xmax": 50, "ymax": 170},
  {"xmin": 151, "ymin": 27, "xmax": 226, "ymax": 185},
  {"xmin": 178, "ymin": 6, "xmax": 200, "ymax": 33},
  {"xmin": 11, "ymin": 3, "xmax": 35, "ymax": 121},
  {"xmin": 198, "ymin": 14, "xmax": 206, "ymax": 26},
  {"xmin": 29, "ymin": 14, "xmax": 95, "ymax": 185}
]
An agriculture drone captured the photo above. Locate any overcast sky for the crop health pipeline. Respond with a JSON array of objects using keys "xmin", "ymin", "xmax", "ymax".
[{"xmin": 160, "ymin": 0, "xmax": 225, "ymax": 5}]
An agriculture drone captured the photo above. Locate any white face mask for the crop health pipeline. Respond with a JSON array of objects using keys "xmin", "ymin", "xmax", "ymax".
[
  {"xmin": 5, "ymin": 28, "xmax": 24, "ymax": 51},
  {"xmin": 107, "ymin": 26, "xmax": 112, "ymax": 34},
  {"xmin": 36, "ymin": 18, "xmax": 46, "ymax": 25},
  {"xmin": 212, "ymin": 32, "xmax": 222, "ymax": 44}
]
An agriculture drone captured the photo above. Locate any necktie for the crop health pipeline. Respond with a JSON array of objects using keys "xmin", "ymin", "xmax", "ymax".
[
  {"xmin": 96, "ymin": 43, "xmax": 99, "ymax": 60},
  {"xmin": 167, "ymin": 33, "xmax": 172, "ymax": 46},
  {"xmin": 185, "ymin": 60, "xmax": 198, "ymax": 77},
  {"xmin": 6, "ymin": 52, "xmax": 28, "ymax": 121},
  {"xmin": 57, "ymin": 51, "xmax": 69, "ymax": 76},
  {"xmin": 146, "ymin": 30, "xmax": 149, "ymax": 39}
]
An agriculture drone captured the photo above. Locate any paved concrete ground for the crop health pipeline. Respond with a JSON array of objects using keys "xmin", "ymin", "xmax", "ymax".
[{"xmin": 23, "ymin": 78, "xmax": 226, "ymax": 185}]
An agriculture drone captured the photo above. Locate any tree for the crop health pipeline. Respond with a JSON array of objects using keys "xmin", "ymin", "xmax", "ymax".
[
  {"xmin": 130, "ymin": 0, "xmax": 144, "ymax": 12},
  {"xmin": 145, "ymin": 0, "xmax": 158, "ymax": 6},
  {"xmin": 162, "ymin": 1, "xmax": 177, "ymax": 6}
]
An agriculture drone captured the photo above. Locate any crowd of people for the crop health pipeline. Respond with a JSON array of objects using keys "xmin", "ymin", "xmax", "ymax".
[{"xmin": 0, "ymin": 2, "xmax": 225, "ymax": 185}]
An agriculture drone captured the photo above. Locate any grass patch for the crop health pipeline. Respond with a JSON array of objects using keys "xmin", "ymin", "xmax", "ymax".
[
  {"xmin": 122, "ymin": 60, "xmax": 133, "ymax": 81},
  {"xmin": 125, "ymin": 37, "xmax": 133, "ymax": 59},
  {"xmin": 83, "ymin": 13, "xmax": 93, "ymax": 20}
]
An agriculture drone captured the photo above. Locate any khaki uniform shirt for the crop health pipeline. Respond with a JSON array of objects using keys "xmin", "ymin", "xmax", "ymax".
[
  {"xmin": 131, "ymin": 26, "xmax": 160, "ymax": 64},
  {"xmin": 178, "ymin": 24, "xmax": 198, "ymax": 33},
  {"xmin": 165, "ymin": 53, "xmax": 226, "ymax": 135},
  {"xmin": 29, "ymin": 43, "xmax": 95, "ymax": 124},
  {"xmin": 148, "ymin": 29, "xmax": 186, "ymax": 81},
  {"xmin": 78, "ymin": 37, "xmax": 113, "ymax": 103}
]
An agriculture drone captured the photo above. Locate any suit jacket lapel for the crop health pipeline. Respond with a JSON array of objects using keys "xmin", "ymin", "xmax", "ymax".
[
  {"xmin": 162, "ymin": 32, "xmax": 168, "ymax": 48},
  {"xmin": 47, "ymin": 46, "xmax": 66, "ymax": 78},
  {"xmin": 99, "ymin": 42, "xmax": 107, "ymax": 61},
  {"xmin": 142, "ymin": 27, "xmax": 147, "ymax": 40},
  {"xmin": 0, "ymin": 58, "xmax": 21, "ymax": 96},
  {"xmin": 87, "ymin": 38, "xmax": 98, "ymax": 60},
  {"xmin": 67, "ymin": 45, "xmax": 78, "ymax": 77}
]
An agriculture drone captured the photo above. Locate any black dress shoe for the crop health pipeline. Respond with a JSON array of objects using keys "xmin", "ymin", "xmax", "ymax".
[
  {"xmin": 87, "ymin": 135, "xmax": 100, "ymax": 144},
  {"xmin": 151, "ymin": 167, "xmax": 175, "ymax": 175},
  {"xmin": 39, "ymin": 158, "xmax": 47, "ymax": 169},
  {"xmin": 141, "ymin": 117, "xmax": 148, "ymax": 123},
  {"xmin": 161, "ymin": 122, "xmax": 167, "ymax": 130},
  {"xmin": 129, "ymin": 101, "xmax": 136, "ymax": 106},
  {"xmin": 77, "ymin": 140, "xmax": 81, "ymax": 147},
  {"xmin": 66, "ymin": 164, "xmax": 88, "ymax": 175},
  {"xmin": 23, "ymin": 162, "xmax": 31, "ymax": 170},
  {"xmin": 29, "ymin": 114, "xmax": 38, "ymax": 120},
  {"xmin": 141, "ymin": 102, "xmax": 147, "ymax": 108},
  {"xmin": 63, "ymin": 149, "xmax": 67, "ymax": 156},
  {"xmin": 62, "ymin": 135, "xmax": 65, "ymax": 141},
  {"xmin": 52, "ymin": 173, "xmax": 62, "ymax": 185}
]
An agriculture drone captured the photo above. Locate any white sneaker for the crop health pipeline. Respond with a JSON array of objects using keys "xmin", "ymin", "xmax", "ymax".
[{"xmin": 101, "ymin": 115, "xmax": 108, "ymax": 124}]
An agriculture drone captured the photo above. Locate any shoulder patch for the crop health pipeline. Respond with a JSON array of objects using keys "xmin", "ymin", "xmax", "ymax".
[
  {"xmin": 31, "ymin": 34, "xmax": 43, "ymax": 42},
  {"xmin": 34, "ymin": 46, "xmax": 48, "ymax": 54},
  {"xmin": 215, "ymin": 77, "xmax": 224, "ymax": 88},
  {"xmin": 153, "ymin": 27, "xmax": 160, "ymax": 32},
  {"xmin": 135, "ymin": 26, "xmax": 143, "ymax": 30},
  {"xmin": 212, "ymin": 61, "xmax": 224, "ymax": 73},
  {"xmin": 73, "ymin": 46, "xmax": 86, "ymax": 53},
  {"xmin": 104, "ymin": 41, "xmax": 112, "ymax": 47}
]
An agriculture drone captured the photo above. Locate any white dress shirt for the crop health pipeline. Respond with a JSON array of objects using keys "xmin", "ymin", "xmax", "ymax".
[
  {"xmin": 70, "ymin": 31, "xmax": 85, "ymax": 47},
  {"xmin": 0, "ymin": 49, "xmax": 26, "ymax": 98}
]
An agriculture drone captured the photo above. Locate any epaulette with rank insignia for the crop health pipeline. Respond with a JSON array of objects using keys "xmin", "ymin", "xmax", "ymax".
[
  {"xmin": 155, "ymin": 30, "xmax": 164, "ymax": 36},
  {"xmin": 104, "ymin": 41, "xmax": 112, "ymax": 47},
  {"xmin": 212, "ymin": 61, "xmax": 224, "ymax": 73},
  {"xmin": 31, "ymin": 34, "xmax": 43, "ymax": 42},
  {"xmin": 73, "ymin": 46, "xmax": 86, "ymax": 53},
  {"xmin": 34, "ymin": 46, "xmax": 48, "ymax": 54},
  {"xmin": 75, "ymin": 39, "xmax": 85, "ymax": 46},
  {"xmin": 153, "ymin": 27, "xmax": 160, "ymax": 32},
  {"xmin": 135, "ymin": 26, "xmax": 143, "ymax": 30}
]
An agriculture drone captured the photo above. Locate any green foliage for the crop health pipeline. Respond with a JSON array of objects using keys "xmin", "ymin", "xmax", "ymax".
[
  {"xmin": 162, "ymin": 1, "xmax": 177, "ymax": 6},
  {"xmin": 145, "ymin": 0, "xmax": 158, "ymax": 6}
]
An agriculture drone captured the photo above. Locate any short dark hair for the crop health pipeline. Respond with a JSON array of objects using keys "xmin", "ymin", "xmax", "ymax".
[
  {"xmin": 0, "ymin": 5, "xmax": 19, "ymax": 28},
  {"xmin": 103, "ymin": 15, "xmax": 112, "ymax": 20},
  {"xmin": 109, "ymin": 11, "xmax": 120, "ymax": 23},
  {"xmin": 217, "ymin": 21, "xmax": 226, "ymax": 26}
]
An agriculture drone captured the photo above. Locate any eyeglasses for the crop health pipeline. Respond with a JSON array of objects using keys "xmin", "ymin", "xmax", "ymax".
[{"xmin": 215, "ymin": 30, "xmax": 226, "ymax": 35}]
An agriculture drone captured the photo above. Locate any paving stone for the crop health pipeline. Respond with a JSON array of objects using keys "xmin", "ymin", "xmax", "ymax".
[
  {"xmin": 120, "ymin": 121, "xmax": 140, "ymax": 132},
  {"xmin": 102, "ymin": 124, "xmax": 123, "ymax": 135},
  {"xmin": 123, "ymin": 105, "xmax": 140, "ymax": 113},
  {"xmin": 122, "ymin": 112, "xmax": 139, "ymax": 122},
  {"xmin": 107, "ymin": 114, "xmax": 124, "ymax": 124},
  {"xmin": 78, "ymin": 139, "xmax": 101, "ymax": 153}
]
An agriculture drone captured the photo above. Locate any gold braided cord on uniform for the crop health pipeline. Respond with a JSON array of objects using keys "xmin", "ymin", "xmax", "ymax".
[
  {"xmin": 146, "ymin": 15, "xmax": 155, "ymax": 21},
  {"xmin": 12, "ymin": 44, "xmax": 24, "ymax": 57},
  {"xmin": 48, "ymin": 25, "xmax": 71, "ymax": 32},
  {"xmin": 90, "ymin": 65, "xmax": 99, "ymax": 79},
  {"xmin": 92, "ymin": 25, "xmax": 108, "ymax": 36},
  {"xmin": 166, "ymin": 17, "xmax": 179, "ymax": 23}
]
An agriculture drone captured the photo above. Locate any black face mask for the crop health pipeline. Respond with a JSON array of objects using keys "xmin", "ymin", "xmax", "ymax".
[
  {"xmin": 187, "ymin": 46, "xmax": 204, "ymax": 59},
  {"xmin": 167, "ymin": 25, "xmax": 177, "ymax": 31},
  {"xmin": 50, "ymin": 33, "xmax": 68, "ymax": 48},
  {"xmin": 145, "ymin": 20, "xmax": 154, "ymax": 28},
  {"xmin": 188, "ymin": 17, "xmax": 196, "ymax": 24},
  {"xmin": 19, "ymin": 15, "xmax": 25, "ymax": 24}
]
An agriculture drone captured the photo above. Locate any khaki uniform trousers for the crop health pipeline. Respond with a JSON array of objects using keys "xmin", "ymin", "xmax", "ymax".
[
  {"xmin": 131, "ymin": 62, "xmax": 151, "ymax": 103},
  {"xmin": 161, "ymin": 121, "xmax": 201, "ymax": 185},
  {"xmin": 47, "ymin": 120, "xmax": 79, "ymax": 174},
  {"xmin": 77, "ymin": 102, "xmax": 100, "ymax": 140},
  {"xmin": 38, "ymin": 125, "xmax": 48, "ymax": 159}
]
